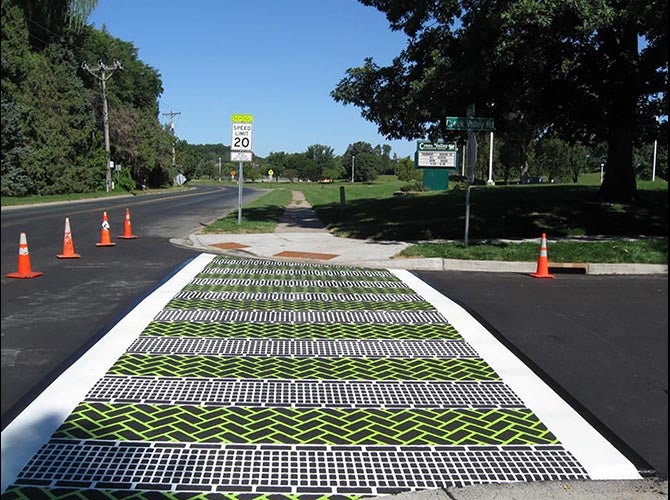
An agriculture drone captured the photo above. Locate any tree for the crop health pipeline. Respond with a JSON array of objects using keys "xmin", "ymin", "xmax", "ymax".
[
  {"xmin": 1, "ymin": 0, "xmax": 172, "ymax": 195},
  {"xmin": 12, "ymin": 0, "xmax": 97, "ymax": 50},
  {"xmin": 285, "ymin": 153, "xmax": 316, "ymax": 181},
  {"xmin": 266, "ymin": 151, "xmax": 288, "ymax": 180},
  {"xmin": 306, "ymin": 144, "xmax": 340, "ymax": 181},
  {"xmin": 1, "ymin": 91, "xmax": 33, "ymax": 196},
  {"xmin": 332, "ymin": 0, "xmax": 668, "ymax": 203},
  {"xmin": 396, "ymin": 156, "xmax": 420, "ymax": 182},
  {"xmin": 535, "ymin": 137, "xmax": 571, "ymax": 182},
  {"xmin": 567, "ymin": 143, "xmax": 590, "ymax": 184},
  {"xmin": 342, "ymin": 141, "xmax": 381, "ymax": 182}
]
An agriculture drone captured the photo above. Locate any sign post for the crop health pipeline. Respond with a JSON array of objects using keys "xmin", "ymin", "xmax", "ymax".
[
  {"xmin": 445, "ymin": 106, "xmax": 495, "ymax": 248},
  {"xmin": 231, "ymin": 114, "xmax": 253, "ymax": 224},
  {"xmin": 464, "ymin": 105, "xmax": 475, "ymax": 247}
]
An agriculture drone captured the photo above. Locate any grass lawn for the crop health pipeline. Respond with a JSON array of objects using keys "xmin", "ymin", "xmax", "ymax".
[
  {"xmin": 200, "ymin": 188, "xmax": 292, "ymax": 233},
  {"xmin": 299, "ymin": 180, "xmax": 667, "ymax": 241}
]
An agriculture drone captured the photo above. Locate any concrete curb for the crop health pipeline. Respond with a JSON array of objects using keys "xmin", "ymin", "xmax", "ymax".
[{"xmin": 170, "ymin": 237, "xmax": 667, "ymax": 274}]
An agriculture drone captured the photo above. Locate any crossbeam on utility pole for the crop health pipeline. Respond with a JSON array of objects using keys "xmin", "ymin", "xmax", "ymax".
[
  {"xmin": 82, "ymin": 60, "xmax": 123, "ymax": 192},
  {"xmin": 163, "ymin": 110, "xmax": 181, "ymax": 169}
]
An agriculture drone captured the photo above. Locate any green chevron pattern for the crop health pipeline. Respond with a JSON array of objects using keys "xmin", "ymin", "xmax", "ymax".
[
  {"xmin": 164, "ymin": 298, "xmax": 434, "ymax": 312},
  {"xmin": 55, "ymin": 403, "xmax": 558, "ymax": 446},
  {"xmin": 108, "ymin": 355, "xmax": 499, "ymax": 380},
  {"xmin": 183, "ymin": 283, "xmax": 413, "ymax": 294},
  {"xmin": 213, "ymin": 256, "xmax": 375, "ymax": 267},
  {"xmin": 208, "ymin": 259, "xmax": 394, "ymax": 277},
  {"xmin": 140, "ymin": 322, "xmax": 462, "ymax": 340},
  {"xmin": 195, "ymin": 270, "xmax": 401, "ymax": 283},
  {"xmin": 3, "ymin": 487, "xmax": 357, "ymax": 500}
]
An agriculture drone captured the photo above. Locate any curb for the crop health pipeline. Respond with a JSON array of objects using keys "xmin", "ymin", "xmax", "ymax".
[{"xmin": 170, "ymin": 238, "xmax": 668, "ymax": 274}]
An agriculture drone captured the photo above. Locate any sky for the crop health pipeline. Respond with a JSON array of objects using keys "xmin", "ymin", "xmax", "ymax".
[{"xmin": 88, "ymin": 0, "xmax": 418, "ymax": 159}]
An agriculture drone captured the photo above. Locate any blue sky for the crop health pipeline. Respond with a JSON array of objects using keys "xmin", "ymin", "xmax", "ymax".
[{"xmin": 88, "ymin": 0, "xmax": 417, "ymax": 159}]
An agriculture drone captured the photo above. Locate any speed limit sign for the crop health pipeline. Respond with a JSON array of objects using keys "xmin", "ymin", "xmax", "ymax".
[{"xmin": 231, "ymin": 114, "xmax": 253, "ymax": 152}]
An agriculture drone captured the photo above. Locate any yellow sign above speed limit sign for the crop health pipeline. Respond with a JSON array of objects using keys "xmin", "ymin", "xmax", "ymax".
[{"xmin": 231, "ymin": 114, "xmax": 253, "ymax": 152}]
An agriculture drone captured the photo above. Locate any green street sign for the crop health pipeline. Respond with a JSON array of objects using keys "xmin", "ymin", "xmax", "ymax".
[{"xmin": 445, "ymin": 116, "xmax": 495, "ymax": 131}]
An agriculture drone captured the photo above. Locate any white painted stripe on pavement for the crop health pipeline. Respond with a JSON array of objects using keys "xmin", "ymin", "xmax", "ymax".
[
  {"xmin": 0, "ymin": 253, "xmax": 215, "ymax": 494},
  {"xmin": 391, "ymin": 268, "xmax": 642, "ymax": 481}
]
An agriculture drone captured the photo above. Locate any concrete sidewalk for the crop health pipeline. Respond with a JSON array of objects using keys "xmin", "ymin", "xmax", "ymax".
[{"xmin": 172, "ymin": 191, "xmax": 667, "ymax": 275}]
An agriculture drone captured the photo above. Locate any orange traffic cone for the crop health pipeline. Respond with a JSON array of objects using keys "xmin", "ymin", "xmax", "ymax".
[
  {"xmin": 57, "ymin": 217, "xmax": 81, "ymax": 258},
  {"xmin": 530, "ymin": 233, "xmax": 554, "ymax": 279},
  {"xmin": 7, "ymin": 232, "xmax": 43, "ymax": 279},
  {"xmin": 96, "ymin": 211, "xmax": 116, "ymax": 247},
  {"xmin": 117, "ymin": 208, "xmax": 138, "ymax": 239}
]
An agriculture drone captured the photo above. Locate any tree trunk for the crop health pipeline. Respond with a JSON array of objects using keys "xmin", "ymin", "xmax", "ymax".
[
  {"xmin": 597, "ymin": 24, "xmax": 639, "ymax": 204},
  {"xmin": 600, "ymin": 117, "xmax": 638, "ymax": 203}
]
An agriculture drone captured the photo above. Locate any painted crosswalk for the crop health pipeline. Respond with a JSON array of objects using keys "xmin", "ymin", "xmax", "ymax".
[{"xmin": 1, "ymin": 254, "xmax": 641, "ymax": 499}]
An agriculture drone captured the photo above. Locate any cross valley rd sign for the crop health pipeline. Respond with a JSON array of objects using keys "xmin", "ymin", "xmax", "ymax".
[{"xmin": 445, "ymin": 116, "xmax": 495, "ymax": 131}]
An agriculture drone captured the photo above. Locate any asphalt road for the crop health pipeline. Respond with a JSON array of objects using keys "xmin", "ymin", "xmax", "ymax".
[
  {"xmin": 1, "ymin": 185, "xmax": 266, "ymax": 426},
  {"xmin": 413, "ymin": 270, "xmax": 668, "ymax": 479}
]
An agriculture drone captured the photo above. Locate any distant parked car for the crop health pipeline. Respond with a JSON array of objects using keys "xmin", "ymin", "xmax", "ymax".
[{"xmin": 520, "ymin": 175, "xmax": 544, "ymax": 184}]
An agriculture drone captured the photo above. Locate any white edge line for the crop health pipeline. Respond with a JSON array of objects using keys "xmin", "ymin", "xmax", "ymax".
[
  {"xmin": 0, "ymin": 253, "xmax": 215, "ymax": 493},
  {"xmin": 390, "ymin": 269, "xmax": 642, "ymax": 480}
]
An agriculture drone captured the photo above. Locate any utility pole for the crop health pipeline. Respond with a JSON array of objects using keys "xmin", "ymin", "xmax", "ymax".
[
  {"xmin": 163, "ymin": 110, "xmax": 181, "ymax": 169},
  {"xmin": 82, "ymin": 60, "xmax": 123, "ymax": 192}
]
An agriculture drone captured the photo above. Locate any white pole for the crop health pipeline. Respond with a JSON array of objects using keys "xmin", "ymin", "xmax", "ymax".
[
  {"xmin": 652, "ymin": 140, "xmax": 657, "ymax": 181},
  {"xmin": 487, "ymin": 131, "xmax": 495, "ymax": 185},
  {"xmin": 237, "ymin": 161, "xmax": 243, "ymax": 224},
  {"xmin": 461, "ymin": 145, "xmax": 466, "ymax": 176}
]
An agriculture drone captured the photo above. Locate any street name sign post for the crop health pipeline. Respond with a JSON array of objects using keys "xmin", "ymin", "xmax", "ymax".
[
  {"xmin": 446, "ymin": 107, "xmax": 495, "ymax": 247},
  {"xmin": 231, "ymin": 114, "xmax": 253, "ymax": 224}
]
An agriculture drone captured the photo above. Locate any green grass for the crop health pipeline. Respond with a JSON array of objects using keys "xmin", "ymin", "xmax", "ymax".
[
  {"xmin": 298, "ymin": 181, "xmax": 668, "ymax": 242},
  {"xmin": 0, "ymin": 186, "xmax": 190, "ymax": 206},
  {"xmin": 200, "ymin": 188, "xmax": 292, "ymax": 233},
  {"xmin": 0, "ymin": 190, "xmax": 129, "ymax": 206},
  {"xmin": 399, "ymin": 238, "xmax": 668, "ymax": 263}
]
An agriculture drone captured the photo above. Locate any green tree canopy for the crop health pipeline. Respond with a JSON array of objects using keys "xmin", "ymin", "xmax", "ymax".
[
  {"xmin": 1, "ymin": 0, "xmax": 176, "ymax": 194},
  {"xmin": 332, "ymin": 0, "xmax": 668, "ymax": 203}
]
